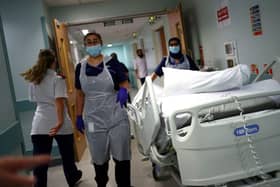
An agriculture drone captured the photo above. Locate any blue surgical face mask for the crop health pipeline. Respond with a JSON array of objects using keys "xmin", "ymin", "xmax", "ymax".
[
  {"xmin": 86, "ymin": 44, "xmax": 102, "ymax": 57},
  {"xmin": 169, "ymin": 45, "xmax": 180, "ymax": 54}
]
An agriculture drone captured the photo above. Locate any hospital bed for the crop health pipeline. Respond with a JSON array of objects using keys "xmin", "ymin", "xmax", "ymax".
[{"xmin": 127, "ymin": 58, "xmax": 280, "ymax": 187}]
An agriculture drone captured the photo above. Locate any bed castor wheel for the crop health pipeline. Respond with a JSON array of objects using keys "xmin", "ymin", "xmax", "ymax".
[{"xmin": 152, "ymin": 164, "xmax": 171, "ymax": 181}]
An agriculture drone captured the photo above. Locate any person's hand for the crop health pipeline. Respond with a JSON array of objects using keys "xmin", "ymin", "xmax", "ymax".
[
  {"xmin": 0, "ymin": 155, "xmax": 50, "ymax": 187},
  {"xmin": 116, "ymin": 87, "xmax": 128, "ymax": 108},
  {"xmin": 49, "ymin": 123, "xmax": 63, "ymax": 136},
  {"xmin": 76, "ymin": 115, "xmax": 85, "ymax": 134}
]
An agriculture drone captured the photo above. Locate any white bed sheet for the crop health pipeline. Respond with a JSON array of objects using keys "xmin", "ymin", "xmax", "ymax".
[{"xmin": 160, "ymin": 79, "xmax": 280, "ymax": 116}]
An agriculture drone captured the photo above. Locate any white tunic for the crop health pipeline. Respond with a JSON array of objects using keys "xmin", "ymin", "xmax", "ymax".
[
  {"xmin": 29, "ymin": 69, "xmax": 73, "ymax": 135},
  {"xmin": 134, "ymin": 57, "xmax": 148, "ymax": 78}
]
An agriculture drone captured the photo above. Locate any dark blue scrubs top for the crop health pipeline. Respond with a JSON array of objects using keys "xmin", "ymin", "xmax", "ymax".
[
  {"xmin": 154, "ymin": 55, "xmax": 199, "ymax": 77},
  {"xmin": 75, "ymin": 58, "xmax": 128, "ymax": 91}
]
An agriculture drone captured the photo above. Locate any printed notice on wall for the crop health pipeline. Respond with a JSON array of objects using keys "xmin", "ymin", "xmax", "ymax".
[
  {"xmin": 263, "ymin": 64, "xmax": 273, "ymax": 75},
  {"xmin": 217, "ymin": 0, "xmax": 231, "ymax": 29},
  {"xmin": 250, "ymin": 5, "xmax": 263, "ymax": 36}
]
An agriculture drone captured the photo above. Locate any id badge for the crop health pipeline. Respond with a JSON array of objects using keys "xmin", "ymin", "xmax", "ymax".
[{"xmin": 88, "ymin": 122, "xmax": 95, "ymax": 132}]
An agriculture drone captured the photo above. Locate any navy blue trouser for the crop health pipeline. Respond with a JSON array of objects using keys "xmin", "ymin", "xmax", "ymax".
[
  {"xmin": 32, "ymin": 134, "xmax": 80, "ymax": 187},
  {"xmin": 94, "ymin": 159, "xmax": 131, "ymax": 187}
]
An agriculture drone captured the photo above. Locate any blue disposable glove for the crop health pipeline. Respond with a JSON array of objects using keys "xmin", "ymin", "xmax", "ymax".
[
  {"xmin": 116, "ymin": 87, "xmax": 128, "ymax": 108},
  {"xmin": 76, "ymin": 115, "xmax": 85, "ymax": 134}
]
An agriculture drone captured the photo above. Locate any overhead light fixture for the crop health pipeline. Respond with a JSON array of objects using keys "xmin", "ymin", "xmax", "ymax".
[
  {"xmin": 107, "ymin": 44, "xmax": 113, "ymax": 47},
  {"xmin": 148, "ymin": 16, "xmax": 160, "ymax": 24},
  {"xmin": 132, "ymin": 32, "xmax": 137, "ymax": 38},
  {"xmin": 148, "ymin": 16, "xmax": 155, "ymax": 24},
  {"xmin": 70, "ymin": 40, "xmax": 77, "ymax": 44},
  {"xmin": 81, "ymin": 29, "xmax": 89, "ymax": 35}
]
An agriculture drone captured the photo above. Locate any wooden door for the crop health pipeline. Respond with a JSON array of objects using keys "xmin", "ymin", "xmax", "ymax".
[
  {"xmin": 156, "ymin": 27, "xmax": 168, "ymax": 57},
  {"xmin": 53, "ymin": 19, "xmax": 87, "ymax": 161},
  {"xmin": 132, "ymin": 42, "xmax": 138, "ymax": 58},
  {"xmin": 167, "ymin": 3, "xmax": 190, "ymax": 55}
]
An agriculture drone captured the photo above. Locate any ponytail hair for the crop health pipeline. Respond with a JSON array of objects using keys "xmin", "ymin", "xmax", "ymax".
[{"xmin": 21, "ymin": 49, "xmax": 56, "ymax": 85}]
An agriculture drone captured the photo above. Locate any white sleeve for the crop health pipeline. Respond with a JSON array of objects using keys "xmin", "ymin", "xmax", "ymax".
[
  {"xmin": 54, "ymin": 77, "xmax": 68, "ymax": 98},
  {"xmin": 133, "ymin": 59, "xmax": 137, "ymax": 70},
  {"xmin": 28, "ymin": 83, "xmax": 36, "ymax": 102}
]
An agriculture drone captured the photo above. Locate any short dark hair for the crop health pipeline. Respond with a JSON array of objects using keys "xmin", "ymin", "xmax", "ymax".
[
  {"xmin": 83, "ymin": 32, "xmax": 103, "ymax": 45},
  {"xmin": 110, "ymin": 52, "xmax": 118, "ymax": 60},
  {"xmin": 136, "ymin": 49, "xmax": 143, "ymax": 53},
  {"xmin": 168, "ymin": 37, "xmax": 181, "ymax": 46}
]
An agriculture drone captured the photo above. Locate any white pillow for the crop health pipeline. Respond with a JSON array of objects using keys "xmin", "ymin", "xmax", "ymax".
[{"xmin": 163, "ymin": 64, "xmax": 251, "ymax": 96}]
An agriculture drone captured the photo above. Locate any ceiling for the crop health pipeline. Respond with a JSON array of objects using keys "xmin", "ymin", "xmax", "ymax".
[
  {"xmin": 44, "ymin": 0, "xmax": 106, "ymax": 7},
  {"xmin": 45, "ymin": 0, "xmax": 161, "ymax": 47},
  {"xmin": 68, "ymin": 16, "xmax": 150, "ymax": 46}
]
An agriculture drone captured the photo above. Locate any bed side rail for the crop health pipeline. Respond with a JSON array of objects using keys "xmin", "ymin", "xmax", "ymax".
[
  {"xmin": 185, "ymin": 89, "xmax": 280, "ymax": 115},
  {"xmin": 168, "ymin": 89, "xmax": 280, "ymax": 143},
  {"xmin": 127, "ymin": 76, "xmax": 161, "ymax": 155},
  {"xmin": 144, "ymin": 76, "xmax": 160, "ymax": 121}
]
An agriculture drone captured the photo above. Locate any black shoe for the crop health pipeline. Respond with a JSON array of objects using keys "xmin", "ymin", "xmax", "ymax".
[{"xmin": 69, "ymin": 170, "xmax": 82, "ymax": 187}]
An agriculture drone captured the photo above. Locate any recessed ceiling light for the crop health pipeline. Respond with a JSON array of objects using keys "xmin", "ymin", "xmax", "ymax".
[
  {"xmin": 107, "ymin": 44, "xmax": 113, "ymax": 47},
  {"xmin": 81, "ymin": 29, "xmax": 89, "ymax": 35},
  {"xmin": 70, "ymin": 40, "xmax": 77, "ymax": 44},
  {"xmin": 132, "ymin": 32, "xmax": 137, "ymax": 38}
]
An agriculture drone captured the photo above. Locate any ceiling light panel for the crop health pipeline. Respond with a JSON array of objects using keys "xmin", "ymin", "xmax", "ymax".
[{"xmin": 45, "ymin": 0, "xmax": 105, "ymax": 7}]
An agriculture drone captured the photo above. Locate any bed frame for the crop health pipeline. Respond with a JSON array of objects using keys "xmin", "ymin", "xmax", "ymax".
[{"xmin": 127, "ymin": 57, "xmax": 280, "ymax": 187}]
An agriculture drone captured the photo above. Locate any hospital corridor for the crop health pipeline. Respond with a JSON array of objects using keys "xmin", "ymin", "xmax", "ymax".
[
  {"xmin": 48, "ymin": 138, "xmax": 178, "ymax": 187},
  {"xmin": 1, "ymin": 0, "xmax": 280, "ymax": 187}
]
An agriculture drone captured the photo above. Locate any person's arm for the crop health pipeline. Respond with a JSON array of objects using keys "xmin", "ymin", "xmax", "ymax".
[
  {"xmin": 133, "ymin": 60, "xmax": 139, "ymax": 78},
  {"xmin": 151, "ymin": 57, "xmax": 166, "ymax": 81},
  {"xmin": 151, "ymin": 72, "xmax": 158, "ymax": 81},
  {"xmin": 74, "ymin": 63, "xmax": 85, "ymax": 116},
  {"xmin": 76, "ymin": 90, "xmax": 85, "ymax": 116},
  {"xmin": 119, "ymin": 80, "xmax": 129, "ymax": 89},
  {"xmin": 74, "ymin": 63, "xmax": 85, "ymax": 133},
  {"xmin": 0, "ymin": 155, "xmax": 50, "ymax": 187},
  {"xmin": 119, "ymin": 63, "xmax": 129, "ymax": 79},
  {"xmin": 186, "ymin": 55, "xmax": 199, "ymax": 71},
  {"xmin": 49, "ymin": 97, "xmax": 64, "ymax": 136},
  {"xmin": 122, "ymin": 63, "xmax": 129, "ymax": 73},
  {"xmin": 49, "ymin": 76, "xmax": 68, "ymax": 136},
  {"xmin": 75, "ymin": 88, "xmax": 85, "ymax": 134},
  {"xmin": 117, "ymin": 80, "xmax": 129, "ymax": 108},
  {"xmin": 135, "ymin": 69, "xmax": 139, "ymax": 78},
  {"xmin": 113, "ymin": 62, "xmax": 130, "ymax": 107}
]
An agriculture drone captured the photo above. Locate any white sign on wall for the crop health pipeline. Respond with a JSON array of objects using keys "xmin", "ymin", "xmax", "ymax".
[{"xmin": 224, "ymin": 41, "xmax": 238, "ymax": 67}]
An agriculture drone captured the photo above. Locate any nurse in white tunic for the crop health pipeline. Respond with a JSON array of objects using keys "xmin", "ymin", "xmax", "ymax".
[{"xmin": 21, "ymin": 49, "xmax": 82, "ymax": 187}]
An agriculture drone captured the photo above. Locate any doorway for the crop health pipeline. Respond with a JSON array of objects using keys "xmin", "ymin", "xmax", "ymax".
[{"xmin": 51, "ymin": 7, "xmax": 189, "ymax": 159}]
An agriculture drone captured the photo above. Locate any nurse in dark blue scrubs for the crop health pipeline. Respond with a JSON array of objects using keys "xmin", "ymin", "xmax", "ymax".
[
  {"xmin": 75, "ymin": 32, "xmax": 131, "ymax": 187},
  {"xmin": 151, "ymin": 37, "xmax": 199, "ymax": 81}
]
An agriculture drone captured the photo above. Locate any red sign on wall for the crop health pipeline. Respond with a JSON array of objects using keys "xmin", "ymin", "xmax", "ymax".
[
  {"xmin": 217, "ymin": 7, "xmax": 230, "ymax": 23},
  {"xmin": 263, "ymin": 64, "xmax": 273, "ymax": 75},
  {"xmin": 250, "ymin": 64, "xmax": 259, "ymax": 75}
]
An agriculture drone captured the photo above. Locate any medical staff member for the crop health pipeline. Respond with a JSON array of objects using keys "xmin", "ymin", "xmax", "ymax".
[
  {"xmin": 134, "ymin": 49, "xmax": 148, "ymax": 85},
  {"xmin": 151, "ymin": 37, "xmax": 199, "ymax": 81},
  {"xmin": 21, "ymin": 49, "xmax": 82, "ymax": 187},
  {"xmin": 75, "ymin": 32, "xmax": 131, "ymax": 187}
]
